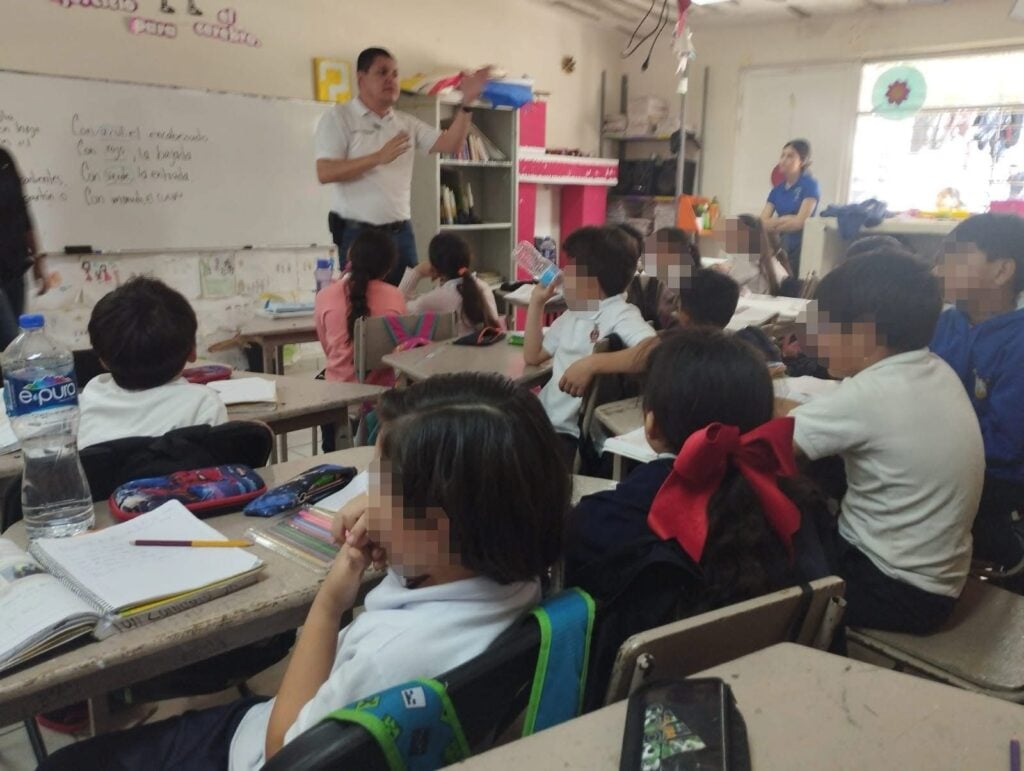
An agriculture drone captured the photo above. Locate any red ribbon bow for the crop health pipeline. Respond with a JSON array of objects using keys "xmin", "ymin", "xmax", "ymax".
[{"xmin": 646, "ymin": 418, "xmax": 801, "ymax": 564}]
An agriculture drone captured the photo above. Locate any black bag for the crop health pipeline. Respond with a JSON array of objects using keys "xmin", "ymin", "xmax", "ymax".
[{"xmin": 654, "ymin": 159, "xmax": 677, "ymax": 197}]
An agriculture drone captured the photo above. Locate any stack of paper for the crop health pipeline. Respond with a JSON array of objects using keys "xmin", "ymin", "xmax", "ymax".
[
  {"xmin": 602, "ymin": 426, "xmax": 657, "ymax": 463},
  {"xmin": 208, "ymin": 377, "xmax": 278, "ymax": 405}
]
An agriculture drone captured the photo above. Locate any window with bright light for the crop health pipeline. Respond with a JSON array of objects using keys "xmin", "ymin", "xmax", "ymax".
[{"xmin": 849, "ymin": 50, "xmax": 1024, "ymax": 213}]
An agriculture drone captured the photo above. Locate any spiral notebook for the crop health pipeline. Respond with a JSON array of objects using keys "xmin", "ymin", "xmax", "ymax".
[{"xmin": 0, "ymin": 501, "xmax": 264, "ymax": 674}]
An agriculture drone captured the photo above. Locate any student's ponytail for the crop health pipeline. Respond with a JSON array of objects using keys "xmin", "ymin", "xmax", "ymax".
[
  {"xmin": 346, "ymin": 229, "xmax": 397, "ymax": 340},
  {"xmin": 428, "ymin": 233, "xmax": 499, "ymax": 329},
  {"xmin": 695, "ymin": 470, "xmax": 810, "ymax": 612}
]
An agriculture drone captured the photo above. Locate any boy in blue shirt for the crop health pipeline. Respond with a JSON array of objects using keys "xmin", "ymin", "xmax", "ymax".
[{"xmin": 932, "ymin": 213, "xmax": 1024, "ymax": 573}]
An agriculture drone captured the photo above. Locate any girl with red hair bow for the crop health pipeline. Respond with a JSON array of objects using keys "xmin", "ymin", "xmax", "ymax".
[{"xmin": 565, "ymin": 329, "xmax": 829, "ymax": 654}]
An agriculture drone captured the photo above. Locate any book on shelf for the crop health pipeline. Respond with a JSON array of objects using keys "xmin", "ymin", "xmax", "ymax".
[
  {"xmin": 0, "ymin": 501, "xmax": 264, "ymax": 674},
  {"xmin": 440, "ymin": 169, "xmax": 482, "ymax": 225},
  {"xmin": 247, "ymin": 470, "xmax": 368, "ymax": 571},
  {"xmin": 440, "ymin": 123, "xmax": 506, "ymax": 163}
]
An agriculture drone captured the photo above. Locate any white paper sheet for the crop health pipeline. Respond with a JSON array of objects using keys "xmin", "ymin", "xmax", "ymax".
[{"xmin": 208, "ymin": 377, "xmax": 278, "ymax": 405}]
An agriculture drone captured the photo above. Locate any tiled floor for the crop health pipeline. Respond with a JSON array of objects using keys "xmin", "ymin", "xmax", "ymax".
[{"xmin": 0, "ymin": 347, "xmax": 324, "ymax": 770}]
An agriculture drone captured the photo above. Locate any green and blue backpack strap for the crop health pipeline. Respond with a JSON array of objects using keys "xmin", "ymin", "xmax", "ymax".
[
  {"xmin": 322, "ymin": 678, "xmax": 470, "ymax": 771},
  {"xmin": 522, "ymin": 587, "xmax": 596, "ymax": 736}
]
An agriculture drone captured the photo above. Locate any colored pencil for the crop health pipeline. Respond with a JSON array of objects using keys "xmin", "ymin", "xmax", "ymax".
[{"xmin": 131, "ymin": 539, "xmax": 253, "ymax": 548}]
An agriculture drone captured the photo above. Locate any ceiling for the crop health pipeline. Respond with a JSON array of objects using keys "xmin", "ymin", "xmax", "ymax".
[{"xmin": 544, "ymin": 0, "xmax": 952, "ymax": 31}]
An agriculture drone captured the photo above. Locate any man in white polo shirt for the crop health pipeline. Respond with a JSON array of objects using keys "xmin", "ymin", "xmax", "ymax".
[{"xmin": 315, "ymin": 47, "xmax": 489, "ymax": 285}]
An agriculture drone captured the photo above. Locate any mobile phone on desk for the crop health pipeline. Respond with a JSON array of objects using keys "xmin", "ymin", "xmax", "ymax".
[{"xmin": 619, "ymin": 679, "xmax": 748, "ymax": 771}]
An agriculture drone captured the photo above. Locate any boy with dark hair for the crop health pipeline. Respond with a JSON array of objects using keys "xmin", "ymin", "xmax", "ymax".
[
  {"xmin": 785, "ymin": 250, "xmax": 984, "ymax": 634},
  {"xmin": 677, "ymin": 268, "xmax": 740, "ymax": 329},
  {"xmin": 556, "ymin": 268, "xmax": 740, "ymax": 398},
  {"xmin": 524, "ymin": 226, "xmax": 656, "ymax": 461},
  {"xmin": 78, "ymin": 277, "xmax": 226, "ymax": 449},
  {"xmin": 931, "ymin": 213, "xmax": 1024, "ymax": 572}
]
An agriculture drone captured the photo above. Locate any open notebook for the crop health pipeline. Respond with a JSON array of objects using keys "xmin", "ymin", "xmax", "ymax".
[{"xmin": 0, "ymin": 501, "xmax": 264, "ymax": 674}]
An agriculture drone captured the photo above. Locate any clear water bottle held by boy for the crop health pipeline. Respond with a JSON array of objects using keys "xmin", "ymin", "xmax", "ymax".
[
  {"xmin": 514, "ymin": 241, "xmax": 561, "ymax": 288},
  {"xmin": 2, "ymin": 315, "xmax": 93, "ymax": 539},
  {"xmin": 314, "ymin": 258, "xmax": 333, "ymax": 293}
]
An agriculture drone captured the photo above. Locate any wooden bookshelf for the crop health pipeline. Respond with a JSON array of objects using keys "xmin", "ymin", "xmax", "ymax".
[{"xmin": 401, "ymin": 95, "xmax": 517, "ymax": 283}]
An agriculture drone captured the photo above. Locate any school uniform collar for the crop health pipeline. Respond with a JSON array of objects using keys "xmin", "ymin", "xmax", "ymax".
[
  {"xmin": 854, "ymin": 348, "xmax": 930, "ymax": 378},
  {"xmin": 782, "ymin": 173, "xmax": 808, "ymax": 191},
  {"xmin": 364, "ymin": 568, "xmax": 538, "ymax": 611},
  {"xmin": 592, "ymin": 293, "xmax": 627, "ymax": 315},
  {"xmin": 352, "ymin": 96, "xmax": 394, "ymax": 121}
]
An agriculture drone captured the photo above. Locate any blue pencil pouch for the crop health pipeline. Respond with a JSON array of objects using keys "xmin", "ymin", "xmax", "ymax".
[{"xmin": 243, "ymin": 464, "xmax": 358, "ymax": 517}]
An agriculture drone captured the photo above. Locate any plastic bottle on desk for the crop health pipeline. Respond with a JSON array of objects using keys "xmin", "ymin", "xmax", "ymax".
[
  {"xmin": 513, "ymin": 241, "xmax": 561, "ymax": 288},
  {"xmin": 1, "ymin": 315, "xmax": 93, "ymax": 539},
  {"xmin": 314, "ymin": 258, "xmax": 333, "ymax": 293}
]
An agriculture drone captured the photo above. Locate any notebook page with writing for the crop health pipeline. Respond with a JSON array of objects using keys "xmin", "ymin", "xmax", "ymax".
[
  {"xmin": 0, "ymin": 539, "xmax": 98, "ymax": 672},
  {"xmin": 29, "ymin": 501, "xmax": 262, "ymax": 614}
]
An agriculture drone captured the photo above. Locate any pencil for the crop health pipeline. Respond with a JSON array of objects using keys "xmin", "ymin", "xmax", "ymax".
[
  {"xmin": 1011, "ymin": 739, "xmax": 1020, "ymax": 771},
  {"xmin": 131, "ymin": 539, "xmax": 253, "ymax": 548}
]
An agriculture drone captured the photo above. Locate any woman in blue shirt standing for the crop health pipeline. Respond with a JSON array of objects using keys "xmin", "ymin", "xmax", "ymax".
[{"xmin": 761, "ymin": 139, "xmax": 820, "ymax": 276}]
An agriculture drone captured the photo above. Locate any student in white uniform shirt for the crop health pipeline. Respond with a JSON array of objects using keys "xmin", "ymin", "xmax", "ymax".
[
  {"xmin": 39, "ymin": 373, "xmax": 569, "ymax": 771},
  {"xmin": 77, "ymin": 277, "xmax": 226, "ymax": 450},
  {"xmin": 524, "ymin": 226, "xmax": 657, "ymax": 464},
  {"xmin": 717, "ymin": 214, "xmax": 791, "ymax": 297},
  {"xmin": 397, "ymin": 232, "xmax": 502, "ymax": 335},
  {"xmin": 782, "ymin": 249, "xmax": 984, "ymax": 634},
  {"xmin": 315, "ymin": 48, "xmax": 490, "ymax": 285}
]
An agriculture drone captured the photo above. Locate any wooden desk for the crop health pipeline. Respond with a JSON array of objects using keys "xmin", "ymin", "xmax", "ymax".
[
  {"xmin": 382, "ymin": 340, "xmax": 552, "ymax": 389},
  {"xmin": 0, "ymin": 452, "xmax": 611, "ymax": 726},
  {"xmin": 0, "ymin": 373, "xmax": 386, "ymax": 480},
  {"xmin": 594, "ymin": 397, "xmax": 643, "ymax": 438},
  {"xmin": 226, "ymin": 371, "xmax": 385, "ymax": 461},
  {"xmin": 0, "ymin": 446, "xmax": 373, "ymax": 727},
  {"xmin": 238, "ymin": 316, "xmax": 318, "ymax": 375},
  {"xmin": 453, "ymin": 643, "xmax": 1024, "ymax": 770}
]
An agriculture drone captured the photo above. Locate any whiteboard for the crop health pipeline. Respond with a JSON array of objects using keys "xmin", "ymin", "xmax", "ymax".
[
  {"xmin": 730, "ymin": 63, "xmax": 860, "ymax": 215},
  {"xmin": 0, "ymin": 70, "xmax": 333, "ymax": 251}
]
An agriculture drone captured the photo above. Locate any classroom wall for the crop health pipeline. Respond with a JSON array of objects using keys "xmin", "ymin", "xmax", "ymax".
[
  {"xmin": 0, "ymin": 0, "xmax": 623, "ymax": 346},
  {"xmin": 0, "ymin": 0, "xmax": 619, "ymax": 152},
  {"xmin": 617, "ymin": 0, "xmax": 1024, "ymax": 211}
]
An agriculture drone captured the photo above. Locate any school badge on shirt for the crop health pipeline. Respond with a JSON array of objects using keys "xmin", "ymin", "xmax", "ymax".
[{"xmin": 973, "ymin": 370, "xmax": 989, "ymax": 400}]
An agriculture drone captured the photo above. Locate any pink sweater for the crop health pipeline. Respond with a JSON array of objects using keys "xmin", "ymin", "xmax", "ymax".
[{"xmin": 315, "ymin": 275, "xmax": 407, "ymax": 382}]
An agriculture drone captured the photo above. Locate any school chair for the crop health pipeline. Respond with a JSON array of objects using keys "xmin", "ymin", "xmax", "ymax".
[
  {"xmin": 72, "ymin": 349, "xmax": 105, "ymax": 388},
  {"xmin": 345, "ymin": 312, "xmax": 457, "ymax": 446},
  {"xmin": 262, "ymin": 589, "xmax": 594, "ymax": 771},
  {"xmin": 574, "ymin": 337, "xmax": 616, "ymax": 476},
  {"xmin": 352, "ymin": 311, "xmax": 458, "ymax": 384},
  {"xmin": 1, "ymin": 420, "xmax": 274, "ymax": 531},
  {"xmin": 602, "ymin": 576, "xmax": 847, "ymax": 705},
  {"xmin": 846, "ymin": 578, "xmax": 1024, "ymax": 703}
]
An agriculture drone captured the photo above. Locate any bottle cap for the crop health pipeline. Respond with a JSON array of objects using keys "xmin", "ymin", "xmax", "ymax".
[
  {"xmin": 316, "ymin": 259, "xmax": 332, "ymax": 269},
  {"xmin": 19, "ymin": 314, "xmax": 44, "ymax": 329}
]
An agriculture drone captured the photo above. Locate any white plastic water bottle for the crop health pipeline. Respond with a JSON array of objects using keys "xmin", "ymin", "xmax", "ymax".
[
  {"xmin": 2, "ymin": 315, "xmax": 93, "ymax": 539},
  {"xmin": 513, "ymin": 241, "xmax": 561, "ymax": 288},
  {"xmin": 314, "ymin": 258, "xmax": 333, "ymax": 293}
]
